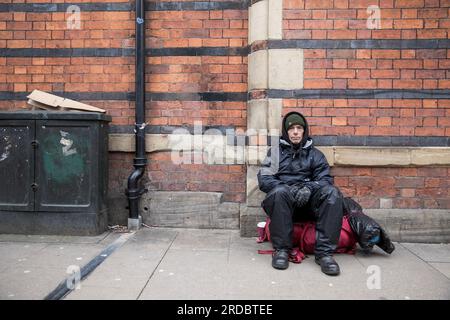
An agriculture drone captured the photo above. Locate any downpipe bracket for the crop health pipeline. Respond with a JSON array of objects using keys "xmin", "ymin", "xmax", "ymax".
[
  {"xmin": 125, "ymin": 186, "xmax": 148, "ymax": 200},
  {"xmin": 133, "ymin": 157, "xmax": 147, "ymax": 168},
  {"xmin": 134, "ymin": 122, "xmax": 147, "ymax": 133}
]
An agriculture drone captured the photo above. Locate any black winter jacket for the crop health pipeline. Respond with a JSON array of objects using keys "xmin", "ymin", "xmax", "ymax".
[{"xmin": 257, "ymin": 111, "xmax": 333, "ymax": 194}]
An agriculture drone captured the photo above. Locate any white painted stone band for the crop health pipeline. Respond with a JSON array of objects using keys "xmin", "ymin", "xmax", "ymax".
[{"xmin": 109, "ymin": 134, "xmax": 450, "ymax": 167}]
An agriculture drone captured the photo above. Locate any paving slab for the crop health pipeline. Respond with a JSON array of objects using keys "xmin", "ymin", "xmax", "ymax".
[
  {"xmin": 0, "ymin": 231, "xmax": 120, "ymax": 300},
  {"xmin": 0, "ymin": 266, "xmax": 68, "ymax": 300},
  {"xmin": 169, "ymin": 228, "xmax": 231, "ymax": 251},
  {"xmin": 0, "ymin": 232, "xmax": 114, "ymax": 244},
  {"xmin": 354, "ymin": 244, "xmax": 450, "ymax": 300},
  {"xmin": 65, "ymin": 285, "xmax": 143, "ymax": 300},
  {"xmin": 139, "ymin": 248, "xmax": 231, "ymax": 300},
  {"xmin": 401, "ymin": 243, "xmax": 450, "ymax": 263},
  {"xmin": 429, "ymin": 263, "xmax": 450, "ymax": 279},
  {"xmin": 64, "ymin": 228, "xmax": 178, "ymax": 300},
  {"xmin": 17, "ymin": 243, "xmax": 106, "ymax": 269},
  {"xmin": 226, "ymin": 238, "xmax": 375, "ymax": 300},
  {"xmin": 0, "ymin": 243, "xmax": 48, "ymax": 272}
]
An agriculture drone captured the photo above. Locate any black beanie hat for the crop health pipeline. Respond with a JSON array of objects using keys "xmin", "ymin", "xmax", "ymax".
[{"xmin": 285, "ymin": 113, "xmax": 305, "ymax": 130}]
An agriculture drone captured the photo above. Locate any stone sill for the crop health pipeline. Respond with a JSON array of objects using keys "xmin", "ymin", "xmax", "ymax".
[{"xmin": 109, "ymin": 134, "xmax": 450, "ymax": 167}]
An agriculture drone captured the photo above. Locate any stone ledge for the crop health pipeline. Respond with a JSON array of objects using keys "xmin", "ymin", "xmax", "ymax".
[
  {"xmin": 365, "ymin": 209, "xmax": 450, "ymax": 243},
  {"xmin": 109, "ymin": 133, "xmax": 172, "ymax": 153},
  {"xmin": 141, "ymin": 191, "xmax": 239, "ymax": 229},
  {"xmin": 334, "ymin": 147, "xmax": 450, "ymax": 166}
]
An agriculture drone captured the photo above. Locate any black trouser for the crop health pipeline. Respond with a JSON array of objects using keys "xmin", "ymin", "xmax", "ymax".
[{"xmin": 262, "ymin": 184, "xmax": 343, "ymax": 258}]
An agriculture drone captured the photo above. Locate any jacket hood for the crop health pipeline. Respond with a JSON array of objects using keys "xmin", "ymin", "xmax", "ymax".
[{"xmin": 281, "ymin": 111, "xmax": 311, "ymax": 149}]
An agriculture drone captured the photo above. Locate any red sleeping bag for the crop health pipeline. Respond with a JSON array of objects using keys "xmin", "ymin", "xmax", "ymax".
[{"xmin": 257, "ymin": 215, "xmax": 357, "ymax": 263}]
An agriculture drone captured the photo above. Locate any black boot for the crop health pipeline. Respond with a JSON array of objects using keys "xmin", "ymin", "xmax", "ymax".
[
  {"xmin": 315, "ymin": 256, "xmax": 340, "ymax": 276},
  {"xmin": 272, "ymin": 249, "xmax": 289, "ymax": 270}
]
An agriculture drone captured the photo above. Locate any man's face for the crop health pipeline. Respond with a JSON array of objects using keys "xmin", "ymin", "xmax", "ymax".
[{"xmin": 287, "ymin": 124, "xmax": 304, "ymax": 145}]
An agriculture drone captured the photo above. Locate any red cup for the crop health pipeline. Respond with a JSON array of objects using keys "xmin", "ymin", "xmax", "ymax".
[{"xmin": 257, "ymin": 221, "xmax": 266, "ymax": 242}]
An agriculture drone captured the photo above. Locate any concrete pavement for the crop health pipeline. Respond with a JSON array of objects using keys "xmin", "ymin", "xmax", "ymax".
[{"xmin": 0, "ymin": 227, "xmax": 449, "ymax": 300}]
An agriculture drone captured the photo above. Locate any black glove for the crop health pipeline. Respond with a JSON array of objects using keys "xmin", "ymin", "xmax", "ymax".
[{"xmin": 290, "ymin": 185, "xmax": 312, "ymax": 207}]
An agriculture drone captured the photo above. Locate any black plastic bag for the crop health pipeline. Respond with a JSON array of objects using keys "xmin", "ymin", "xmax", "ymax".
[
  {"xmin": 343, "ymin": 197, "xmax": 363, "ymax": 216},
  {"xmin": 343, "ymin": 197, "xmax": 395, "ymax": 254}
]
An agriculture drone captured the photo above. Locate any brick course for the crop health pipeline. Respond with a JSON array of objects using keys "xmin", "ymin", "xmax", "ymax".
[
  {"xmin": 303, "ymin": 48, "xmax": 450, "ymax": 90},
  {"xmin": 333, "ymin": 166, "xmax": 450, "ymax": 209},
  {"xmin": 282, "ymin": 99, "xmax": 450, "ymax": 137},
  {"xmin": 284, "ymin": 0, "xmax": 450, "ymax": 39}
]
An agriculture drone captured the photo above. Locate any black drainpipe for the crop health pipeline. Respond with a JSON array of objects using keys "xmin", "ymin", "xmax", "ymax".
[{"xmin": 126, "ymin": 0, "xmax": 148, "ymax": 223}]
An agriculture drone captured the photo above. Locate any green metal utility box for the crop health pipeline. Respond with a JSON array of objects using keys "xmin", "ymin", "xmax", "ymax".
[{"xmin": 0, "ymin": 111, "xmax": 111, "ymax": 235}]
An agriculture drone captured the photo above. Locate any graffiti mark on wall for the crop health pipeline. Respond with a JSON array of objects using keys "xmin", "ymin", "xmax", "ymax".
[
  {"xmin": 0, "ymin": 136, "xmax": 12, "ymax": 162},
  {"xmin": 60, "ymin": 131, "xmax": 77, "ymax": 156},
  {"xmin": 42, "ymin": 130, "xmax": 86, "ymax": 184}
]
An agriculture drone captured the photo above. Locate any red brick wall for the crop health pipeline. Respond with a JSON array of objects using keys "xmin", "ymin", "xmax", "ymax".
[
  {"xmin": 109, "ymin": 152, "xmax": 246, "ymax": 203},
  {"xmin": 0, "ymin": 8, "xmax": 134, "ymax": 93},
  {"xmin": 148, "ymin": 153, "xmax": 246, "ymax": 203},
  {"xmin": 1, "ymin": 11, "xmax": 134, "ymax": 49},
  {"xmin": 333, "ymin": 167, "xmax": 450, "ymax": 209},
  {"xmin": 0, "ymin": 6, "xmax": 135, "ymax": 126},
  {"xmin": 280, "ymin": 0, "xmax": 450, "ymax": 209},
  {"xmin": 145, "ymin": 4, "xmax": 248, "ymax": 202},
  {"xmin": 147, "ymin": 100, "xmax": 246, "ymax": 127},
  {"xmin": 283, "ymin": 99, "xmax": 450, "ymax": 136},
  {"xmin": 302, "ymin": 49, "xmax": 450, "ymax": 90},
  {"xmin": 284, "ymin": 0, "xmax": 450, "ymax": 95},
  {"xmin": 282, "ymin": 1, "xmax": 450, "ymax": 140},
  {"xmin": 148, "ymin": 56, "xmax": 247, "ymax": 94},
  {"xmin": 147, "ymin": 7, "xmax": 247, "ymax": 127},
  {"xmin": 0, "ymin": 7, "xmax": 248, "ymax": 125},
  {"xmin": 148, "ymin": 9, "xmax": 247, "ymax": 49},
  {"xmin": 1, "ymin": 57, "xmax": 134, "ymax": 95},
  {"xmin": 284, "ymin": 0, "xmax": 450, "ymax": 40}
]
